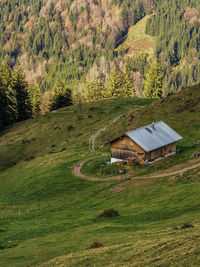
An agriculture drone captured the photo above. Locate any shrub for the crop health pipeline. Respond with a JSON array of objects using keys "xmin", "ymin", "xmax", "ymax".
[
  {"xmin": 90, "ymin": 241, "xmax": 103, "ymax": 249},
  {"xmin": 181, "ymin": 223, "xmax": 194, "ymax": 229},
  {"xmin": 77, "ymin": 115, "xmax": 83, "ymax": 120},
  {"xmin": 96, "ymin": 209, "xmax": 119, "ymax": 220},
  {"xmin": 89, "ymin": 107, "xmax": 97, "ymax": 111},
  {"xmin": 115, "ymin": 105, "xmax": 120, "ymax": 110},
  {"xmin": 67, "ymin": 125, "xmax": 74, "ymax": 131}
]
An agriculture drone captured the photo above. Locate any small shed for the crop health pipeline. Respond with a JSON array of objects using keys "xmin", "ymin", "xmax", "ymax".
[{"xmin": 109, "ymin": 121, "xmax": 183, "ymax": 164}]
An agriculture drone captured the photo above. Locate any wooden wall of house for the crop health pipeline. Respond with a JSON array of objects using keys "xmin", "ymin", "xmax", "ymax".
[
  {"xmin": 146, "ymin": 143, "xmax": 176, "ymax": 161},
  {"xmin": 111, "ymin": 137, "xmax": 177, "ymax": 164},
  {"xmin": 111, "ymin": 136, "xmax": 145, "ymax": 163}
]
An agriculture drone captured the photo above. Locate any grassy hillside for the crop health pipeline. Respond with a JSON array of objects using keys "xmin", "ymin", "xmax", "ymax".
[
  {"xmin": 1, "ymin": 85, "xmax": 200, "ymax": 266},
  {"xmin": 117, "ymin": 15, "xmax": 156, "ymax": 58}
]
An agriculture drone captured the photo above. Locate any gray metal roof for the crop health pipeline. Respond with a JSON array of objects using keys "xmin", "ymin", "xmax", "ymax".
[{"xmin": 126, "ymin": 121, "xmax": 183, "ymax": 152}]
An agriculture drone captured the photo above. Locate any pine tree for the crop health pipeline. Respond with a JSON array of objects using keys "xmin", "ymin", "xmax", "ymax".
[
  {"xmin": 28, "ymin": 83, "xmax": 42, "ymax": 116},
  {"xmin": 143, "ymin": 59, "xmax": 164, "ymax": 98},
  {"xmin": 0, "ymin": 78, "xmax": 6, "ymax": 128},
  {"xmin": 0, "ymin": 61, "xmax": 17, "ymax": 126},
  {"xmin": 122, "ymin": 65, "xmax": 135, "ymax": 97},
  {"xmin": 52, "ymin": 80, "xmax": 72, "ymax": 110},
  {"xmin": 106, "ymin": 65, "xmax": 124, "ymax": 98},
  {"xmin": 11, "ymin": 64, "xmax": 32, "ymax": 121},
  {"xmin": 85, "ymin": 76, "xmax": 105, "ymax": 102},
  {"xmin": 45, "ymin": 28, "xmax": 52, "ymax": 51}
]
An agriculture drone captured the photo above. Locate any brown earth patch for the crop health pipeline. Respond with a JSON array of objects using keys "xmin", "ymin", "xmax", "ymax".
[
  {"xmin": 127, "ymin": 39, "xmax": 155, "ymax": 56},
  {"xmin": 110, "ymin": 180, "xmax": 152, "ymax": 193}
]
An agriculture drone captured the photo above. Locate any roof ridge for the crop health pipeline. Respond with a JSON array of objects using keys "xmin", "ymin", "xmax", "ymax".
[{"xmin": 126, "ymin": 120, "xmax": 164, "ymax": 134}]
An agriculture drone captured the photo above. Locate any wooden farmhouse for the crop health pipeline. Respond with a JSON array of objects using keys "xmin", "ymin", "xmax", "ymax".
[{"xmin": 109, "ymin": 121, "xmax": 183, "ymax": 165}]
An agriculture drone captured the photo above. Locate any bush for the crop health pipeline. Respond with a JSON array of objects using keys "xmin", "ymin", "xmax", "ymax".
[
  {"xmin": 67, "ymin": 125, "xmax": 74, "ymax": 131},
  {"xmin": 96, "ymin": 209, "xmax": 119, "ymax": 220},
  {"xmin": 90, "ymin": 241, "xmax": 103, "ymax": 249},
  {"xmin": 77, "ymin": 115, "xmax": 83, "ymax": 120},
  {"xmin": 181, "ymin": 223, "xmax": 194, "ymax": 229}
]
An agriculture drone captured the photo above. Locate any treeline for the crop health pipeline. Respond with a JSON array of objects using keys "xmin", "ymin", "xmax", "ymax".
[
  {"xmin": 76, "ymin": 65, "xmax": 135, "ymax": 102},
  {"xmin": 0, "ymin": 62, "xmax": 32, "ymax": 128},
  {"xmin": 0, "ymin": 61, "xmax": 72, "ymax": 129},
  {"xmin": 0, "ymin": 0, "xmax": 200, "ymax": 100}
]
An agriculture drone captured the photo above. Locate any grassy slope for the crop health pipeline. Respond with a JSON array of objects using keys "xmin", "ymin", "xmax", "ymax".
[
  {"xmin": 0, "ymin": 98, "xmax": 154, "ymax": 266},
  {"xmin": 97, "ymin": 84, "xmax": 200, "ymax": 172},
  {"xmin": 117, "ymin": 15, "xmax": 156, "ymax": 57},
  {"xmin": 0, "ymin": 85, "xmax": 200, "ymax": 266}
]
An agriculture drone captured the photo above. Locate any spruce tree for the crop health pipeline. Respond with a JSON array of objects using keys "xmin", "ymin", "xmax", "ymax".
[
  {"xmin": 106, "ymin": 65, "xmax": 124, "ymax": 98},
  {"xmin": 52, "ymin": 80, "xmax": 72, "ymax": 110},
  {"xmin": 122, "ymin": 65, "xmax": 135, "ymax": 97},
  {"xmin": 0, "ymin": 61, "xmax": 17, "ymax": 126},
  {"xmin": 143, "ymin": 59, "xmax": 164, "ymax": 98},
  {"xmin": 12, "ymin": 64, "xmax": 32, "ymax": 121},
  {"xmin": 28, "ymin": 83, "xmax": 42, "ymax": 116},
  {"xmin": 0, "ymin": 78, "xmax": 5, "ymax": 128},
  {"xmin": 85, "ymin": 76, "xmax": 105, "ymax": 102}
]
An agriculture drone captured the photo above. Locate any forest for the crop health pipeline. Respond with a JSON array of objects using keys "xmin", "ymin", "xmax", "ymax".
[{"xmin": 0, "ymin": 0, "xmax": 200, "ymax": 126}]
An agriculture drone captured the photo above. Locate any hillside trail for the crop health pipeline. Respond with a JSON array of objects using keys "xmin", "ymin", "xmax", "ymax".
[
  {"xmin": 73, "ymin": 157, "xmax": 200, "ymax": 182},
  {"xmin": 89, "ymin": 114, "xmax": 125, "ymax": 152}
]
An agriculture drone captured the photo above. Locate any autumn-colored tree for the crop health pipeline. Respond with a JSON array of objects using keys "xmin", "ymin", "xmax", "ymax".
[{"xmin": 40, "ymin": 91, "xmax": 53, "ymax": 114}]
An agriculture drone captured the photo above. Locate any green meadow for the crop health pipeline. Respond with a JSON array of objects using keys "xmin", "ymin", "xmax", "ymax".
[{"xmin": 1, "ymin": 85, "xmax": 200, "ymax": 266}]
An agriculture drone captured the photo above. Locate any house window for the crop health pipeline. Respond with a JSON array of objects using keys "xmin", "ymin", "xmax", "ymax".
[{"xmin": 157, "ymin": 148, "xmax": 162, "ymax": 155}]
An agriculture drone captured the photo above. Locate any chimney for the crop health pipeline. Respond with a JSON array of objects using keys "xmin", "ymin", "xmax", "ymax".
[{"xmin": 152, "ymin": 122, "xmax": 155, "ymax": 129}]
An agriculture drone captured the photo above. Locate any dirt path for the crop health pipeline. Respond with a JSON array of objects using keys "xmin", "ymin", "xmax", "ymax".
[
  {"xmin": 73, "ymin": 157, "xmax": 200, "ymax": 182},
  {"xmin": 88, "ymin": 114, "xmax": 125, "ymax": 152},
  {"xmin": 85, "ymin": 112, "xmax": 200, "ymax": 182},
  {"xmin": 73, "ymin": 155, "xmax": 122, "ymax": 181}
]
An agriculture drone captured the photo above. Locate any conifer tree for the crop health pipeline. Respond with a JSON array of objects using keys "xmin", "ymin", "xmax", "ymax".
[
  {"xmin": 106, "ymin": 65, "xmax": 124, "ymax": 98},
  {"xmin": 143, "ymin": 59, "xmax": 164, "ymax": 98},
  {"xmin": 0, "ymin": 61, "xmax": 17, "ymax": 126},
  {"xmin": 122, "ymin": 65, "xmax": 135, "ymax": 97},
  {"xmin": 28, "ymin": 83, "xmax": 42, "ymax": 116},
  {"xmin": 0, "ymin": 78, "xmax": 6, "ymax": 128},
  {"xmin": 52, "ymin": 80, "xmax": 72, "ymax": 110},
  {"xmin": 12, "ymin": 64, "xmax": 32, "ymax": 121},
  {"xmin": 85, "ymin": 76, "xmax": 105, "ymax": 102}
]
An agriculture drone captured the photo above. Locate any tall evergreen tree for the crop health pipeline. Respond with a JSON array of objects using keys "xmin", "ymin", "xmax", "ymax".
[
  {"xmin": 122, "ymin": 65, "xmax": 135, "ymax": 97},
  {"xmin": 28, "ymin": 83, "xmax": 42, "ymax": 116},
  {"xmin": 143, "ymin": 59, "xmax": 164, "ymax": 98},
  {"xmin": 52, "ymin": 80, "xmax": 72, "ymax": 110},
  {"xmin": 85, "ymin": 76, "xmax": 105, "ymax": 102},
  {"xmin": 106, "ymin": 65, "xmax": 124, "ymax": 97},
  {"xmin": 0, "ymin": 61, "xmax": 17, "ymax": 126},
  {"xmin": 12, "ymin": 64, "xmax": 32, "ymax": 121}
]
